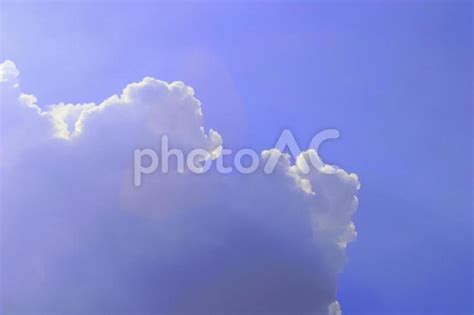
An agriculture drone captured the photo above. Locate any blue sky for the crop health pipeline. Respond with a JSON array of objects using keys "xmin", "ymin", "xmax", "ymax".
[{"xmin": 1, "ymin": 1, "xmax": 472, "ymax": 314}]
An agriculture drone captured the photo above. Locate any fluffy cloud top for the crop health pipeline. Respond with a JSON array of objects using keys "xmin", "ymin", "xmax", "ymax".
[{"xmin": 0, "ymin": 60, "xmax": 359, "ymax": 315}]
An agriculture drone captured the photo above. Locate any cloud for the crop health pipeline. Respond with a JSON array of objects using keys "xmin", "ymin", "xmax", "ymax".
[{"xmin": 0, "ymin": 60, "xmax": 359, "ymax": 315}]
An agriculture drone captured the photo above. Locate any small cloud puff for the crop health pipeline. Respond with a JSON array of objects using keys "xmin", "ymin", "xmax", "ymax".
[{"xmin": 0, "ymin": 60, "xmax": 19, "ymax": 85}]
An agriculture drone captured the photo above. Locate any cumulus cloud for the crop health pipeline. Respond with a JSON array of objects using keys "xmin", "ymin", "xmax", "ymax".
[{"xmin": 0, "ymin": 60, "xmax": 359, "ymax": 315}]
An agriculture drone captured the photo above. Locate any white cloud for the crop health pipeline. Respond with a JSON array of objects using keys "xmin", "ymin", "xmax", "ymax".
[{"xmin": 0, "ymin": 60, "xmax": 360, "ymax": 315}]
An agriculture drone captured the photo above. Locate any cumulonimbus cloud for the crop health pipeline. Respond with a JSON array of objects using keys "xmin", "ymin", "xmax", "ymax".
[{"xmin": 0, "ymin": 60, "xmax": 359, "ymax": 315}]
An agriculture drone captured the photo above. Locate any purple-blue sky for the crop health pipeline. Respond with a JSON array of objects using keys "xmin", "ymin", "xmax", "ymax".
[{"xmin": 1, "ymin": 1, "xmax": 472, "ymax": 314}]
